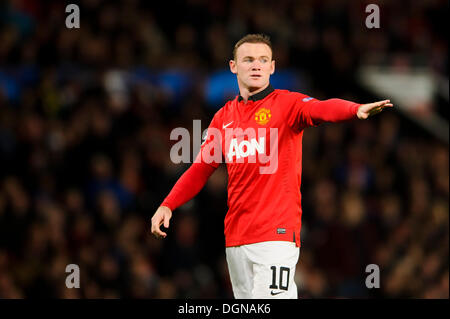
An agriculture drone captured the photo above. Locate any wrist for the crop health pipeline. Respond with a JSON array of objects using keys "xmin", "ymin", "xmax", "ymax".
[{"xmin": 160, "ymin": 203, "xmax": 173, "ymax": 212}]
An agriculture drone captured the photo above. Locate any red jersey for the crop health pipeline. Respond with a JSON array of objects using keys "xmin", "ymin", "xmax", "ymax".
[{"xmin": 162, "ymin": 84, "xmax": 360, "ymax": 248}]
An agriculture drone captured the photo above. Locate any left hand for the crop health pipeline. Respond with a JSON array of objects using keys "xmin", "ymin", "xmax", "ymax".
[{"xmin": 357, "ymin": 100, "xmax": 394, "ymax": 119}]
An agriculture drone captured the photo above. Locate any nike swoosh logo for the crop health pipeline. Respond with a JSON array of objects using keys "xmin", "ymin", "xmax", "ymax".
[
  {"xmin": 270, "ymin": 290, "xmax": 285, "ymax": 296},
  {"xmin": 222, "ymin": 121, "xmax": 233, "ymax": 129}
]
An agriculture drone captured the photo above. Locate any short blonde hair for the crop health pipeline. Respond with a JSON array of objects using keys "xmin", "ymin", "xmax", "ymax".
[{"xmin": 232, "ymin": 34, "xmax": 273, "ymax": 60}]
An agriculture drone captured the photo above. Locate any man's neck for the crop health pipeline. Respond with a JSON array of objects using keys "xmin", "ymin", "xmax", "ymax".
[{"xmin": 239, "ymin": 83, "xmax": 270, "ymax": 103}]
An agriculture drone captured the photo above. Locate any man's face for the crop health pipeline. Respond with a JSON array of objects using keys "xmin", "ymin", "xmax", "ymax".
[{"xmin": 230, "ymin": 42, "xmax": 275, "ymax": 92}]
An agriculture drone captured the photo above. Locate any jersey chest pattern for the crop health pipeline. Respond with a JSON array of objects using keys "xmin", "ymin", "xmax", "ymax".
[{"xmin": 221, "ymin": 99, "xmax": 283, "ymax": 166}]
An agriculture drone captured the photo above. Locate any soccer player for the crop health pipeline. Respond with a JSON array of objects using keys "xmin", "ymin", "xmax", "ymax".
[{"xmin": 151, "ymin": 34, "xmax": 393, "ymax": 299}]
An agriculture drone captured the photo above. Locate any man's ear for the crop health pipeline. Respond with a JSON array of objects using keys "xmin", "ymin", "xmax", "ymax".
[
  {"xmin": 270, "ymin": 60, "xmax": 275, "ymax": 75},
  {"xmin": 229, "ymin": 60, "xmax": 237, "ymax": 74}
]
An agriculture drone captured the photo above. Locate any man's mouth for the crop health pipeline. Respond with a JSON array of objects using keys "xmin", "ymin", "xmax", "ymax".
[{"xmin": 250, "ymin": 75, "xmax": 261, "ymax": 79}]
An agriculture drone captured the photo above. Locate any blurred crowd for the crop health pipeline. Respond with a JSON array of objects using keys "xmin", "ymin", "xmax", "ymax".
[{"xmin": 0, "ymin": 0, "xmax": 448, "ymax": 298}]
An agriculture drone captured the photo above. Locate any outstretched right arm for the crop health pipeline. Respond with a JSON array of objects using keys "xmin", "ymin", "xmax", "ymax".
[
  {"xmin": 151, "ymin": 112, "xmax": 223, "ymax": 238},
  {"xmin": 151, "ymin": 161, "xmax": 217, "ymax": 238}
]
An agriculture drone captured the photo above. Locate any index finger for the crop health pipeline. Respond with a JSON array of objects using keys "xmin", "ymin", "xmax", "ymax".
[{"xmin": 374, "ymin": 100, "xmax": 390, "ymax": 106}]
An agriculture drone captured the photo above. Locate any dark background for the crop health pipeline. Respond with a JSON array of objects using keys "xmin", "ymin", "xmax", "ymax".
[{"xmin": 0, "ymin": 0, "xmax": 448, "ymax": 298}]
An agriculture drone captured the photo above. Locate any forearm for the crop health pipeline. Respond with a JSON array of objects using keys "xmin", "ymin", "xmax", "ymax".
[
  {"xmin": 161, "ymin": 162, "xmax": 217, "ymax": 211},
  {"xmin": 309, "ymin": 98, "xmax": 360, "ymax": 123}
]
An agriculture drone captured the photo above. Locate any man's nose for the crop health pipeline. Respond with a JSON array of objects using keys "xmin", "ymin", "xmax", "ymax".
[{"xmin": 251, "ymin": 61, "xmax": 261, "ymax": 70}]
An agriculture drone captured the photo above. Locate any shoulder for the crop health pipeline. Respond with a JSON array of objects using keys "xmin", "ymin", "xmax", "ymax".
[
  {"xmin": 216, "ymin": 97, "xmax": 237, "ymax": 117},
  {"xmin": 273, "ymin": 89, "xmax": 310, "ymax": 101},
  {"xmin": 209, "ymin": 98, "xmax": 236, "ymax": 125}
]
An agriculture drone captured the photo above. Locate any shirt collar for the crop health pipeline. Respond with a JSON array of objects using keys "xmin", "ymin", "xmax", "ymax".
[{"xmin": 238, "ymin": 84, "xmax": 274, "ymax": 102}]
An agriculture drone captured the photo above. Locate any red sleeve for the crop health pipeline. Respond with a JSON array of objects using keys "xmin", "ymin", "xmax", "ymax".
[
  {"xmin": 161, "ymin": 162, "xmax": 217, "ymax": 211},
  {"xmin": 308, "ymin": 98, "xmax": 360, "ymax": 123},
  {"xmin": 287, "ymin": 93, "xmax": 360, "ymax": 130},
  {"xmin": 161, "ymin": 112, "xmax": 223, "ymax": 211}
]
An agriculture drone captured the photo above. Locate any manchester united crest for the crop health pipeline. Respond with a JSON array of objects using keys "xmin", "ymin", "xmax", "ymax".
[{"xmin": 254, "ymin": 108, "xmax": 272, "ymax": 125}]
